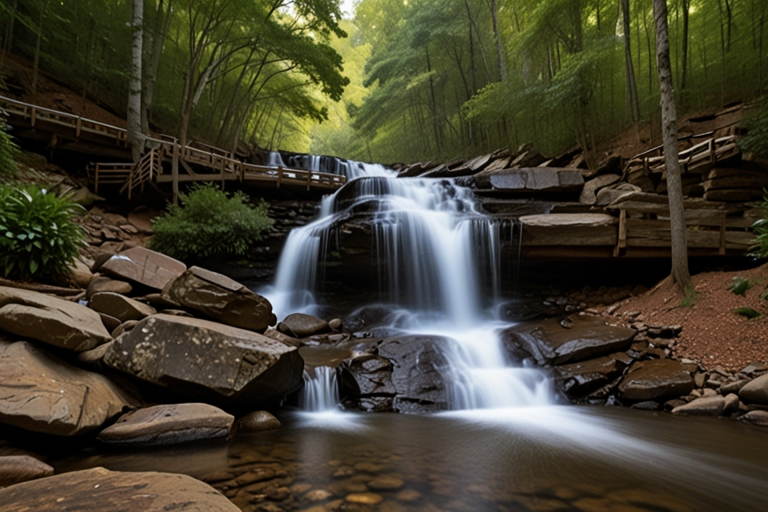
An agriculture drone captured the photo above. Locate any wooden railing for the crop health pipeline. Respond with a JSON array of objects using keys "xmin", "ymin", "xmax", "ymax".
[{"xmin": 623, "ymin": 135, "xmax": 739, "ymax": 178}]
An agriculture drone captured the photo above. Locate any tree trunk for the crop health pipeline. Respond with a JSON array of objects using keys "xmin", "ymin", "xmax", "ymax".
[
  {"xmin": 487, "ymin": 0, "xmax": 505, "ymax": 81},
  {"xmin": 127, "ymin": 0, "xmax": 144, "ymax": 163},
  {"xmin": 142, "ymin": 0, "xmax": 173, "ymax": 135},
  {"xmin": 31, "ymin": 0, "xmax": 50, "ymax": 102},
  {"xmin": 681, "ymin": 0, "xmax": 690, "ymax": 90},
  {"xmin": 653, "ymin": 0, "xmax": 692, "ymax": 292},
  {"xmin": 2, "ymin": 0, "xmax": 18, "ymax": 65},
  {"xmin": 622, "ymin": 0, "xmax": 641, "ymax": 122}
]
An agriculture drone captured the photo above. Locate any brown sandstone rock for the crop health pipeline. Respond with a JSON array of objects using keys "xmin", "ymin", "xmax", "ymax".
[
  {"xmin": 87, "ymin": 275, "xmax": 133, "ymax": 299},
  {"xmin": 162, "ymin": 266, "xmax": 275, "ymax": 332},
  {"xmin": 98, "ymin": 403, "xmax": 233, "ymax": 445},
  {"xmin": 89, "ymin": 292, "xmax": 156, "ymax": 322},
  {"xmin": 238, "ymin": 410, "xmax": 281, "ymax": 432},
  {"xmin": 618, "ymin": 359, "xmax": 694, "ymax": 401},
  {"xmin": 0, "ymin": 467, "xmax": 239, "ymax": 511},
  {"xmin": 738, "ymin": 373, "xmax": 768, "ymax": 405},
  {"xmin": 104, "ymin": 314, "xmax": 303, "ymax": 406},
  {"xmin": 0, "ymin": 341, "xmax": 134, "ymax": 435},
  {"xmin": 0, "ymin": 455, "xmax": 54, "ymax": 487},
  {"xmin": 279, "ymin": 313, "xmax": 329, "ymax": 338},
  {"xmin": 0, "ymin": 286, "xmax": 111, "ymax": 351},
  {"xmin": 101, "ymin": 247, "xmax": 186, "ymax": 290}
]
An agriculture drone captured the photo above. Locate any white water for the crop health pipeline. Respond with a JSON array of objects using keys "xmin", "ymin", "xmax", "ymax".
[
  {"xmin": 263, "ymin": 161, "xmax": 556, "ymax": 413},
  {"xmin": 267, "ymin": 151, "xmax": 393, "ymax": 180},
  {"xmin": 300, "ymin": 366, "xmax": 340, "ymax": 412}
]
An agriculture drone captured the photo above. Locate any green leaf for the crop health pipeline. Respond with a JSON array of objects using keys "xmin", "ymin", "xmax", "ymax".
[
  {"xmin": 733, "ymin": 307, "xmax": 761, "ymax": 320},
  {"xmin": 29, "ymin": 260, "xmax": 38, "ymax": 274}
]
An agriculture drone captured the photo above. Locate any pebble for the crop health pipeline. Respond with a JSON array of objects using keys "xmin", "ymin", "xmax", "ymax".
[
  {"xmin": 305, "ymin": 489, "xmax": 333, "ymax": 502},
  {"xmin": 367, "ymin": 475, "xmax": 405, "ymax": 491},
  {"xmin": 346, "ymin": 492, "xmax": 384, "ymax": 505},
  {"xmin": 395, "ymin": 489, "xmax": 421, "ymax": 502}
]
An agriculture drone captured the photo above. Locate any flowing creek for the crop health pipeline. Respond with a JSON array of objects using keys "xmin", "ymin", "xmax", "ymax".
[{"xmin": 46, "ymin": 159, "xmax": 768, "ymax": 509}]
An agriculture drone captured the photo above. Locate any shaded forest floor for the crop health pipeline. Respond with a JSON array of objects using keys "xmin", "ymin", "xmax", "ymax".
[{"xmin": 599, "ymin": 262, "xmax": 768, "ymax": 371}]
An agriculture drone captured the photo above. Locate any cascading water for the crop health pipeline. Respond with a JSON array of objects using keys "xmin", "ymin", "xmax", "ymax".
[
  {"xmin": 300, "ymin": 366, "xmax": 340, "ymax": 412},
  {"xmin": 263, "ymin": 163, "xmax": 554, "ymax": 413}
]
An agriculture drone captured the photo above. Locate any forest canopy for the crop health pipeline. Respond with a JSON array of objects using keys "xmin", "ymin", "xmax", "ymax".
[{"xmin": 1, "ymin": 0, "xmax": 766, "ymax": 164}]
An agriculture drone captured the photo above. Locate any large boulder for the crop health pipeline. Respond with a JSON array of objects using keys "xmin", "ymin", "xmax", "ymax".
[
  {"xmin": 162, "ymin": 266, "xmax": 275, "ymax": 332},
  {"xmin": 0, "ymin": 456, "xmax": 54, "ymax": 487},
  {"xmin": 101, "ymin": 247, "xmax": 186, "ymax": 291},
  {"xmin": 104, "ymin": 314, "xmax": 303, "ymax": 406},
  {"xmin": 738, "ymin": 373, "xmax": 768, "ymax": 405},
  {"xmin": 279, "ymin": 313, "xmax": 329, "ymax": 338},
  {"xmin": 0, "ymin": 286, "xmax": 111, "ymax": 351},
  {"xmin": 0, "ymin": 467, "xmax": 239, "ymax": 511},
  {"xmin": 97, "ymin": 403, "xmax": 234, "ymax": 445},
  {"xmin": 340, "ymin": 354, "xmax": 396, "ymax": 412},
  {"xmin": 89, "ymin": 292, "xmax": 156, "ymax": 322},
  {"xmin": 618, "ymin": 359, "xmax": 694, "ymax": 402},
  {"xmin": 555, "ymin": 354, "xmax": 630, "ymax": 397},
  {"xmin": 0, "ymin": 341, "xmax": 135, "ymax": 435},
  {"xmin": 502, "ymin": 316, "xmax": 636, "ymax": 366},
  {"xmin": 475, "ymin": 167, "xmax": 584, "ymax": 196}
]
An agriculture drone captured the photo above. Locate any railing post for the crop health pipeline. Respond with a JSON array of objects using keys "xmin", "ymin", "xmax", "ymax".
[
  {"xmin": 30, "ymin": 107, "xmax": 36, "ymax": 127},
  {"xmin": 306, "ymin": 170, "xmax": 312, "ymax": 191},
  {"xmin": 277, "ymin": 167, "xmax": 283, "ymax": 188},
  {"xmin": 94, "ymin": 165, "xmax": 99, "ymax": 194}
]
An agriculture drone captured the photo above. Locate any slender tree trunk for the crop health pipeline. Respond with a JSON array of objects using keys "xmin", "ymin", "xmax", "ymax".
[
  {"xmin": 653, "ymin": 0, "xmax": 692, "ymax": 292},
  {"xmin": 31, "ymin": 0, "xmax": 50, "ymax": 102},
  {"xmin": 142, "ymin": 0, "xmax": 173, "ymax": 134},
  {"xmin": 127, "ymin": 0, "xmax": 144, "ymax": 163},
  {"xmin": 464, "ymin": 0, "xmax": 477, "ymax": 95},
  {"xmin": 2, "ymin": 0, "xmax": 18, "ymax": 65},
  {"xmin": 622, "ymin": 0, "xmax": 641, "ymax": 122},
  {"xmin": 486, "ymin": 0, "xmax": 505, "ymax": 81},
  {"xmin": 681, "ymin": 0, "xmax": 690, "ymax": 90}
]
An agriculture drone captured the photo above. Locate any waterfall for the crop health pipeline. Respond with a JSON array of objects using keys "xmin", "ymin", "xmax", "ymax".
[
  {"xmin": 267, "ymin": 151, "xmax": 392, "ymax": 180},
  {"xmin": 263, "ymin": 165, "xmax": 555, "ymax": 411},
  {"xmin": 300, "ymin": 367, "xmax": 340, "ymax": 412}
]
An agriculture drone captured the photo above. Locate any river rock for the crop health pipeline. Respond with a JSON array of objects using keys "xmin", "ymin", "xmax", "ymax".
[
  {"xmin": 0, "ymin": 467, "xmax": 239, "ymax": 511},
  {"xmin": 502, "ymin": 316, "xmax": 636, "ymax": 365},
  {"xmin": 104, "ymin": 314, "xmax": 303, "ymax": 406},
  {"xmin": 0, "ymin": 456, "xmax": 54, "ymax": 487},
  {"xmin": 238, "ymin": 410, "xmax": 281, "ymax": 432},
  {"xmin": 67, "ymin": 257, "xmax": 93, "ymax": 288},
  {"xmin": 280, "ymin": 313, "xmax": 329, "ymax": 338},
  {"xmin": 87, "ymin": 275, "xmax": 133, "ymax": 299},
  {"xmin": 0, "ymin": 341, "xmax": 134, "ymax": 435},
  {"xmin": 378, "ymin": 336, "xmax": 452, "ymax": 413},
  {"xmin": 98, "ymin": 312, "xmax": 122, "ymax": 332},
  {"xmin": 671, "ymin": 396, "xmax": 726, "ymax": 416},
  {"xmin": 97, "ymin": 403, "xmax": 234, "ymax": 445},
  {"xmin": 618, "ymin": 359, "xmax": 694, "ymax": 401},
  {"xmin": 162, "ymin": 266, "xmax": 275, "ymax": 332},
  {"xmin": 740, "ymin": 410, "xmax": 768, "ymax": 427},
  {"xmin": 475, "ymin": 167, "xmax": 584, "ymax": 196},
  {"xmin": 579, "ymin": 174, "xmax": 621, "ymax": 204},
  {"xmin": 89, "ymin": 292, "xmax": 156, "ymax": 322},
  {"xmin": 556, "ymin": 354, "xmax": 629, "ymax": 397},
  {"xmin": 738, "ymin": 374, "xmax": 768, "ymax": 405},
  {"xmin": 101, "ymin": 247, "xmax": 186, "ymax": 291},
  {"xmin": 0, "ymin": 286, "xmax": 111, "ymax": 351}
]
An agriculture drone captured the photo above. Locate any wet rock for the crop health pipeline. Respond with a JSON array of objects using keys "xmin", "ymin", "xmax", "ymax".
[
  {"xmin": 101, "ymin": 247, "xmax": 186, "ymax": 291},
  {"xmin": 162, "ymin": 267, "xmax": 275, "ymax": 333},
  {"xmin": 0, "ymin": 341, "xmax": 135, "ymax": 435},
  {"xmin": 239, "ymin": 410, "xmax": 281, "ymax": 432},
  {"xmin": 329, "ymin": 318, "xmax": 343, "ymax": 331},
  {"xmin": 104, "ymin": 314, "xmax": 303, "ymax": 406},
  {"xmin": 0, "ymin": 286, "xmax": 111, "ymax": 351},
  {"xmin": 98, "ymin": 403, "xmax": 233, "ymax": 445},
  {"xmin": 263, "ymin": 327, "xmax": 301, "ymax": 348},
  {"xmin": 340, "ymin": 353, "xmax": 396, "ymax": 409},
  {"xmin": 740, "ymin": 410, "xmax": 768, "ymax": 427},
  {"xmin": 396, "ymin": 489, "xmax": 422, "ymax": 502},
  {"xmin": 631, "ymin": 401, "xmax": 660, "ymax": 410},
  {"xmin": 502, "ymin": 315, "xmax": 636, "ymax": 365},
  {"xmin": 89, "ymin": 292, "xmax": 156, "ymax": 322},
  {"xmin": 346, "ymin": 492, "xmax": 384, "ymax": 505},
  {"xmin": 367, "ymin": 475, "xmax": 404, "ymax": 491},
  {"xmin": 671, "ymin": 396, "xmax": 725, "ymax": 416},
  {"xmin": 618, "ymin": 359, "xmax": 694, "ymax": 402},
  {"xmin": 280, "ymin": 313, "xmax": 329, "ymax": 338},
  {"xmin": 738, "ymin": 374, "xmax": 768, "ymax": 405},
  {"xmin": 378, "ymin": 336, "xmax": 453, "ymax": 413},
  {"xmin": 0, "ymin": 456, "xmax": 54, "ymax": 487},
  {"xmin": 87, "ymin": 275, "xmax": 133, "ymax": 299},
  {"xmin": 556, "ymin": 354, "xmax": 629, "ymax": 397},
  {"xmin": 0, "ymin": 467, "xmax": 239, "ymax": 511},
  {"xmin": 305, "ymin": 489, "xmax": 333, "ymax": 502},
  {"xmin": 723, "ymin": 393, "xmax": 740, "ymax": 413}
]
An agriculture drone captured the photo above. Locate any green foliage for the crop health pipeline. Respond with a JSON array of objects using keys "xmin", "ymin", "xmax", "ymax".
[
  {"xmin": 739, "ymin": 103, "xmax": 768, "ymax": 157},
  {"xmin": 749, "ymin": 191, "xmax": 768, "ymax": 259},
  {"xmin": 733, "ymin": 307, "xmax": 761, "ymax": 320},
  {"xmin": 148, "ymin": 183, "xmax": 273, "ymax": 261},
  {"xmin": 679, "ymin": 287, "xmax": 699, "ymax": 308},
  {"xmin": 0, "ymin": 118, "xmax": 19, "ymax": 178},
  {"xmin": 0, "ymin": 184, "xmax": 87, "ymax": 281},
  {"xmin": 726, "ymin": 276, "xmax": 755, "ymax": 296}
]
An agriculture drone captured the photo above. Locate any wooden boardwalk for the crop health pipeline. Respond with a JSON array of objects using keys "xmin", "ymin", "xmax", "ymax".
[{"xmin": 0, "ymin": 94, "xmax": 347, "ymax": 197}]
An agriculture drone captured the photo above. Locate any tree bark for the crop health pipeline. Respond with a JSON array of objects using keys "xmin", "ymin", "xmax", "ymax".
[
  {"xmin": 141, "ymin": 0, "xmax": 173, "ymax": 135},
  {"xmin": 622, "ymin": 0, "xmax": 640, "ymax": 122},
  {"xmin": 681, "ymin": 0, "xmax": 690, "ymax": 90},
  {"xmin": 127, "ymin": 0, "xmax": 144, "ymax": 163},
  {"xmin": 486, "ymin": 0, "xmax": 505, "ymax": 81},
  {"xmin": 31, "ymin": 0, "xmax": 50, "ymax": 102},
  {"xmin": 653, "ymin": 0, "xmax": 692, "ymax": 292}
]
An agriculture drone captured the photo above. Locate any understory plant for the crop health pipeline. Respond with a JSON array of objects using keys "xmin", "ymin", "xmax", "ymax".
[
  {"xmin": 0, "ymin": 117, "xmax": 19, "ymax": 178},
  {"xmin": 149, "ymin": 182, "xmax": 273, "ymax": 261},
  {"xmin": 0, "ymin": 184, "xmax": 87, "ymax": 280},
  {"xmin": 749, "ymin": 189, "xmax": 768, "ymax": 260}
]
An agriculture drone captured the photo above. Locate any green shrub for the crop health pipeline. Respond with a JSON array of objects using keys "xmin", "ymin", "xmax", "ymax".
[
  {"xmin": 0, "ymin": 117, "xmax": 19, "ymax": 178},
  {"xmin": 149, "ymin": 182, "xmax": 273, "ymax": 260},
  {"xmin": 749, "ymin": 190, "xmax": 768, "ymax": 259},
  {"xmin": 0, "ymin": 184, "xmax": 87, "ymax": 280}
]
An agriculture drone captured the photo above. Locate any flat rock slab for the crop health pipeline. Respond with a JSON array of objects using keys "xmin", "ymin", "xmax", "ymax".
[
  {"xmin": 502, "ymin": 316, "xmax": 636, "ymax": 365},
  {"xmin": 104, "ymin": 314, "xmax": 303, "ymax": 406},
  {"xmin": 98, "ymin": 403, "xmax": 233, "ymax": 445},
  {"xmin": 556, "ymin": 354, "xmax": 629, "ymax": 397},
  {"xmin": 0, "ymin": 455, "xmax": 53, "ymax": 487},
  {"xmin": 618, "ymin": 359, "xmax": 694, "ymax": 402},
  {"xmin": 671, "ymin": 396, "xmax": 725, "ymax": 416},
  {"xmin": 476, "ymin": 167, "xmax": 584, "ymax": 195},
  {"xmin": 162, "ymin": 266, "xmax": 275, "ymax": 332},
  {"xmin": 738, "ymin": 373, "xmax": 768, "ymax": 405},
  {"xmin": 0, "ymin": 467, "xmax": 239, "ymax": 511},
  {"xmin": 0, "ymin": 341, "xmax": 134, "ymax": 435},
  {"xmin": 0, "ymin": 286, "xmax": 111, "ymax": 351},
  {"xmin": 101, "ymin": 247, "xmax": 186, "ymax": 291},
  {"xmin": 280, "ymin": 313, "xmax": 329, "ymax": 338},
  {"xmin": 89, "ymin": 292, "xmax": 156, "ymax": 322}
]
